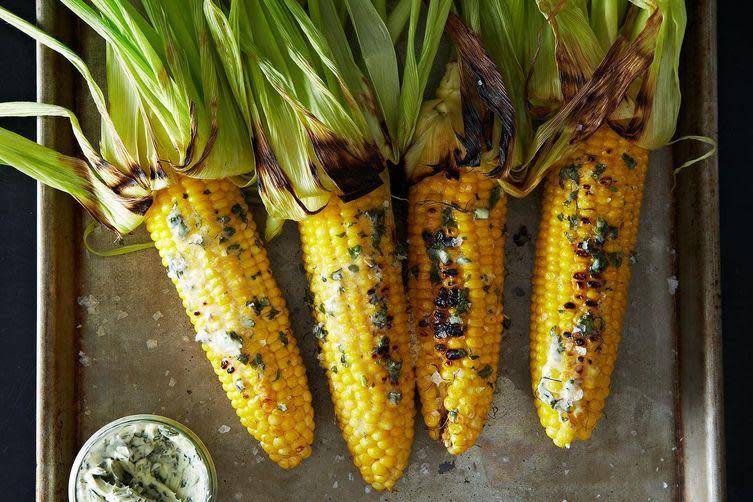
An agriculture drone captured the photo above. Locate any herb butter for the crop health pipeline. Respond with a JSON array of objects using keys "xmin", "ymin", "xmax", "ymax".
[{"xmin": 71, "ymin": 417, "xmax": 214, "ymax": 501}]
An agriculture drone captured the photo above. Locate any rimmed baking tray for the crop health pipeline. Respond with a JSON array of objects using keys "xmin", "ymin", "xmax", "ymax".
[{"xmin": 35, "ymin": 1, "xmax": 722, "ymax": 500}]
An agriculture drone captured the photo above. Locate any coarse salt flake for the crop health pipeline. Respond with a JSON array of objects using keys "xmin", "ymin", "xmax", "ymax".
[
  {"xmin": 667, "ymin": 276, "xmax": 679, "ymax": 295},
  {"xmin": 430, "ymin": 371, "xmax": 443, "ymax": 385},
  {"xmin": 77, "ymin": 295, "xmax": 99, "ymax": 314}
]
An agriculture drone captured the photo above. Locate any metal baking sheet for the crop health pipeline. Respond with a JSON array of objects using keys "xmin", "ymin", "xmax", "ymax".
[{"xmin": 35, "ymin": 1, "xmax": 722, "ymax": 500}]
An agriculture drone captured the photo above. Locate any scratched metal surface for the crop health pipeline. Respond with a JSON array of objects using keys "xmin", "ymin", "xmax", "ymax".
[{"xmin": 37, "ymin": 1, "xmax": 721, "ymax": 501}]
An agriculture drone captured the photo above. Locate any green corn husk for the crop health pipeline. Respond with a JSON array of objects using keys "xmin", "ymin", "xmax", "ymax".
[
  {"xmin": 475, "ymin": 0, "xmax": 702, "ymax": 196},
  {"xmin": 0, "ymin": 0, "xmax": 254, "ymax": 234},
  {"xmin": 203, "ymin": 0, "xmax": 452, "ymax": 239}
]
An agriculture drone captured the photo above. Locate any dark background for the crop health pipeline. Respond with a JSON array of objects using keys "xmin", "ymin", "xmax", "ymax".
[{"xmin": 0, "ymin": 2, "xmax": 749, "ymax": 500}]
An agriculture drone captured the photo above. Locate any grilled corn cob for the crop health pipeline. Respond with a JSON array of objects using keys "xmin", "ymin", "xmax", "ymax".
[
  {"xmin": 146, "ymin": 175, "xmax": 314, "ymax": 468},
  {"xmin": 408, "ymin": 169, "xmax": 506, "ymax": 454},
  {"xmin": 299, "ymin": 183, "xmax": 414, "ymax": 491},
  {"xmin": 530, "ymin": 126, "xmax": 647, "ymax": 448},
  {"xmin": 403, "ymin": 62, "xmax": 507, "ymax": 454}
]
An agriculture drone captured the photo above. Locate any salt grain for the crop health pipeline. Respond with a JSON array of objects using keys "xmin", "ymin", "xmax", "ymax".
[
  {"xmin": 430, "ymin": 371, "xmax": 443, "ymax": 386},
  {"xmin": 152, "ymin": 311, "xmax": 164, "ymax": 321},
  {"xmin": 667, "ymin": 276, "xmax": 679, "ymax": 295},
  {"xmin": 169, "ymin": 377, "xmax": 177, "ymax": 388},
  {"xmin": 77, "ymin": 295, "xmax": 100, "ymax": 314},
  {"xmin": 218, "ymin": 425, "xmax": 231, "ymax": 434},
  {"xmin": 115, "ymin": 310, "xmax": 128, "ymax": 320},
  {"xmin": 332, "ymin": 481, "xmax": 338, "ymax": 489},
  {"xmin": 146, "ymin": 339, "xmax": 158, "ymax": 349},
  {"xmin": 96, "ymin": 325, "xmax": 107, "ymax": 337},
  {"xmin": 78, "ymin": 351, "xmax": 92, "ymax": 367}
]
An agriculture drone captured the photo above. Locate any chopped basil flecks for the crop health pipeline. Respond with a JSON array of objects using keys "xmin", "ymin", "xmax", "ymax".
[
  {"xmin": 251, "ymin": 353, "xmax": 265, "ymax": 372},
  {"xmin": 592, "ymin": 163, "xmax": 607, "ymax": 180},
  {"xmin": 348, "ymin": 245, "xmax": 362, "ymax": 259},
  {"xmin": 385, "ymin": 357, "xmax": 402, "ymax": 384},
  {"xmin": 247, "ymin": 297, "xmax": 271, "ymax": 315},
  {"xmin": 388, "ymin": 391, "xmax": 403, "ymax": 405},
  {"xmin": 489, "ymin": 186, "xmax": 502, "ymax": 210},
  {"xmin": 230, "ymin": 203, "xmax": 248, "ymax": 223},
  {"xmin": 167, "ymin": 205, "xmax": 190, "ymax": 238},
  {"xmin": 456, "ymin": 288, "xmax": 471, "ymax": 314},
  {"xmin": 364, "ymin": 209, "xmax": 386, "ymax": 249},
  {"xmin": 477, "ymin": 364, "xmax": 493, "ymax": 378},
  {"xmin": 622, "ymin": 153, "xmax": 637, "ymax": 169},
  {"xmin": 313, "ymin": 323, "xmax": 328, "ymax": 342},
  {"xmin": 559, "ymin": 164, "xmax": 581, "ymax": 188},
  {"xmin": 441, "ymin": 207, "xmax": 458, "ymax": 228}
]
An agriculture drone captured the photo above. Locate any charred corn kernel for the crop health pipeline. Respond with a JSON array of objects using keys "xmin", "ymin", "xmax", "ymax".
[
  {"xmin": 299, "ymin": 183, "xmax": 414, "ymax": 491},
  {"xmin": 145, "ymin": 176, "xmax": 314, "ymax": 468},
  {"xmin": 530, "ymin": 126, "xmax": 648, "ymax": 448},
  {"xmin": 407, "ymin": 169, "xmax": 506, "ymax": 455}
]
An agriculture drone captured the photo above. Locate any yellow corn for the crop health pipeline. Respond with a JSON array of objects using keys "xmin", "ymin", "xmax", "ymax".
[
  {"xmin": 530, "ymin": 126, "xmax": 648, "ymax": 448},
  {"xmin": 145, "ymin": 175, "xmax": 314, "ymax": 468},
  {"xmin": 298, "ymin": 183, "xmax": 414, "ymax": 491},
  {"xmin": 407, "ymin": 169, "xmax": 506, "ymax": 455}
]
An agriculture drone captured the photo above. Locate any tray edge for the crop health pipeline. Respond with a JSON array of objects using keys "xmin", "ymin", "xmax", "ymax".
[
  {"xmin": 674, "ymin": 0, "xmax": 725, "ymax": 500},
  {"xmin": 35, "ymin": 1, "xmax": 78, "ymax": 500}
]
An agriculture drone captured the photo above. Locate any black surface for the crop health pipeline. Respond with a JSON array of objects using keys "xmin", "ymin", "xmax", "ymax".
[
  {"xmin": 0, "ymin": 1, "xmax": 37, "ymax": 500},
  {"xmin": 718, "ymin": 6, "xmax": 753, "ymax": 501},
  {"xmin": 0, "ymin": 1, "xmax": 750, "ymax": 499}
]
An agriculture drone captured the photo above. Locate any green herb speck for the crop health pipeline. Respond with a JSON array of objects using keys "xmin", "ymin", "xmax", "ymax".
[
  {"xmin": 348, "ymin": 245, "xmax": 362, "ymax": 259},
  {"xmin": 388, "ymin": 391, "xmax": 403, "ymax": 404},
  {"xmin": 441, "ymin": 207, "xmax": 458, "ymax": 228},
  {"xmin": 622, "ymin": 153, "xmax": 637, "ymax": 169},
  {"xmin": 477, "ymin": 364, "xmax": 493, "ymax": 378}
]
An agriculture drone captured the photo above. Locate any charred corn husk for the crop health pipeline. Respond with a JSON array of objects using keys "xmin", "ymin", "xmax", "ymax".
[
  {"xmin": 299, "ymin": 183, "xmax": 414, "ymax": 491},
  {"xmin": 530, "ymin": 126, "xmax": 647, "ymax": 447},
  {"xmin": 146, "ymin": 176, "xmax": 314, "ymax": 468},
  {"xmin": 408, "ymin": 169, "xmax": 506, "ymax": 454}
]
